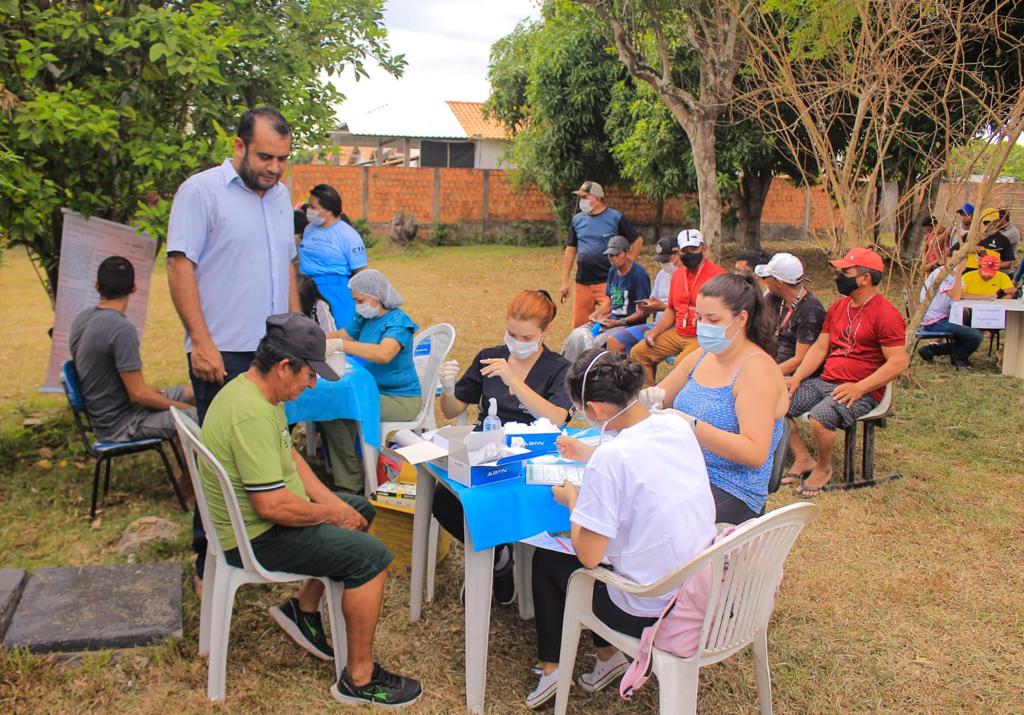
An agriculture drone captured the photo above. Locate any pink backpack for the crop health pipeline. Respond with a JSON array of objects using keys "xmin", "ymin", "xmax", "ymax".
[{"xmin": 619, "ymin": 525, "xmax": 783, "ymax": 700}]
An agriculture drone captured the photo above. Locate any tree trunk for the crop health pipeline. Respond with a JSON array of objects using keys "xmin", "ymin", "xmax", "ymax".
[
  {"xmin": 898, "ymin": 172, "xmax": 941, "ymax": 265},
  {"xmin": 687, "ymin": 117, "xmax": 723, "ymax": 261},
  {"xmin": 732, "ymin": 166, "xmax": 774, "ymax": 250}
]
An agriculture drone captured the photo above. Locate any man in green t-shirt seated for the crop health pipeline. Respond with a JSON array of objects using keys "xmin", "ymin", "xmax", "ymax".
[{"xmin": 200, "ymin": 313, "xmax": 421, "ymax": 708}]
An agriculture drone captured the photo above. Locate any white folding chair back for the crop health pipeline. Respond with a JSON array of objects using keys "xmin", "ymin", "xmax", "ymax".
[
  {"xmin": 859, "ymin": 382, "xmax": 893, "ymax": 421},
  {"xmin": 170, "ymin": 407, "xmax": 347, "ymax": 701},
  {"xmin": 381, "ymin": 323, "xmax": 456, "ymax": 441},
  {"xmin": 554, "ymin": 502, "xmax": 820, "ymax": 715}
]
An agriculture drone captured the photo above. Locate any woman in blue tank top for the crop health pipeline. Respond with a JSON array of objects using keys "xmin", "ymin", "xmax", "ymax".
[{"xmin": 651, "ymin": 274, "xmax": 789, "ymax": 523}]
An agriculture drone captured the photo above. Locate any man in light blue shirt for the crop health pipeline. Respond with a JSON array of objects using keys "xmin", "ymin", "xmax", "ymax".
[{"xmin": 166, "ymin": 106, "xmax": 299, "ymax": 594}]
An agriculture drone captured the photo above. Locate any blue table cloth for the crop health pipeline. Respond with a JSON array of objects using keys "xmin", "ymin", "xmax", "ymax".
[
  {"xmin": 284, "ymin": 357, "xmax": 382, "ymax": 450},
  {"xmin": 426, "ymin": 462, "xmax": 571, "ymax": 551}
]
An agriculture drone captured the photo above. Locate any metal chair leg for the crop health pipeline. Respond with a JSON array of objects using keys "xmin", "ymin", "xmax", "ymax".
[
  {"xmin": 103, "ymin": 457, "xmax": 113, "ymax": 496},
  {"xmin": 90, "ymin": 457, "xmax": 104, "ymax": 520},
  {"xmin": 156, "ymin": 444, "xmax": 189, "ymax": 512}
]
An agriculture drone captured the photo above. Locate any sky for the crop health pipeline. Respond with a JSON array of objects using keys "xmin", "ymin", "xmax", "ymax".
[{"xmin": 330, "ymin": 0, "xmax": 540, "ymax": 121}]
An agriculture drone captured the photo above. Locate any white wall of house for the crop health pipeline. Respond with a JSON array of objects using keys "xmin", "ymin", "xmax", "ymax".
[{"xmin": 475, "ymin": 139, "xmax": 513, "ymax": 169}]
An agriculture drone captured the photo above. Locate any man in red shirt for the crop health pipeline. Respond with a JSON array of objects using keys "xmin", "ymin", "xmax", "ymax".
[
  {"xmin": 629, "ymin": 229, "xmax": 724, "ymax": 385},
  {"xmin": 785, "ymin": 248, "xmax": 908, "ymax": 497}
]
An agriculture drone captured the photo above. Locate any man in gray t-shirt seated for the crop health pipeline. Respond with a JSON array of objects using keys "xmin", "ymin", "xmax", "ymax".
[{"xmin": 69, "ymin": 257, "xmax": 196, "ymax": 445}]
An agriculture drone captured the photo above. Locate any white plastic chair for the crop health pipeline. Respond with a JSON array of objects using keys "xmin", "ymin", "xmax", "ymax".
[
  {"xmin": 553, "ymin": 502, "xmax": 820, "ymax": 714},
  {"xmin": 381, "ymin": 322, "xmax": 456, "ymax": 440},
  {"xmin": 170, "ymin": 407, "xmax": 348, "ymax": 701}
]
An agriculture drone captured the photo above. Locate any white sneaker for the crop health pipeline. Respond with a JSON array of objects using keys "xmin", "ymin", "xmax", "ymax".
[
  {"xmin": 578, "ymin": 651, "xmax": 630, "ymax": 694},
  {"xmin": 525, "ymin": 668, "xmax": 560, "ymax": 710}
]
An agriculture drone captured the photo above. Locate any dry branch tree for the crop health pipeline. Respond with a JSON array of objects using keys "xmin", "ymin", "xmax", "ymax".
[
  {"xmin": 576, "ymin": 0, "xmax": 759, "ymax": 256},
  {"xmin": 734, "ymin": 0, "xmax": 1023, "ymax": 338}
]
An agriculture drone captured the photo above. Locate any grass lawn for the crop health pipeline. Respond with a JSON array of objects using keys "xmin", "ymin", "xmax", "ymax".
[{"xmin": 1, "ymin": 241, "xmax": 1022, "ymax": 713}]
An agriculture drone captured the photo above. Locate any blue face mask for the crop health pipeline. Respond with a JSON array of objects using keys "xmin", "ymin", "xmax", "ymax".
[{"xmin": 696, "ymin": 317, "xmax": 738, "ymax": 354}]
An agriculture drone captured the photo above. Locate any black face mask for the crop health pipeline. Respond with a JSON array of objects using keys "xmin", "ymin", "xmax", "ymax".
[
  {"xmin": 681, "ymin": 252, "xmax": 704, "ymax": 269},
  {"xmin": 835, "ymin": 273, "xmax": 861, "ymax": 296}
]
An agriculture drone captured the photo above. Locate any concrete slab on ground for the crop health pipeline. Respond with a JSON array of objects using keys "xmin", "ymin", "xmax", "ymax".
[
  {"xmin": 3, "ymin": 562, "xmax": 182, "ymax": 653},
  {"xmin": 0, "ymin": 568, "xmax": 27, "ymax": 639}
]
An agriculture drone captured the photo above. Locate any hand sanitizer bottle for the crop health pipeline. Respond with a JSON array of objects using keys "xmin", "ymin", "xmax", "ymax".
[{"xmin": 482, "ymin": 398, "xmax": 501, "ymax": 432}]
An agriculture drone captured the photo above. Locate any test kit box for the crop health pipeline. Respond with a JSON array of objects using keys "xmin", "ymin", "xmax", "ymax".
[
  {"xmin": 504, "ymin": 428, "xmax": 560, "ymax": 455},
  {"xmin": 432, "ymin": 426, "xmax": 531, "ymax": 488}
]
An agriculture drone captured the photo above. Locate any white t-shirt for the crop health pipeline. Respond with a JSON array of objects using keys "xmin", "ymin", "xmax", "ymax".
[
  {"xmin": 570, "ymin": 412, "xmax": 717, "ymax": 616},
  {"xmin": 921, "ymin": 267, "xmax": 956, "ymax": 327},
  {"xmin": 651, "ymin": 268, "xmax": 673, "ymax": 322}
]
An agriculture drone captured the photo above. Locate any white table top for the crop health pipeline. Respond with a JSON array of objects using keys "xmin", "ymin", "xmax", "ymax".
[{"xmin": 952, "ymin": 299, "xmax": 1024, "ymax": 312}]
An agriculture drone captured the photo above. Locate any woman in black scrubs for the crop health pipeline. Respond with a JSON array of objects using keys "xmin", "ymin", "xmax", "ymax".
[{"xmin": 434, "ymin": 289, "xmax": 572, "ymax": 604}]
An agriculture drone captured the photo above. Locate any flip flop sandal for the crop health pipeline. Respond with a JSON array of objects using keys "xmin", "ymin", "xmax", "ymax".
[
  {"xmin": 794, "ymin": 480, "xmax": 823, "ymax": 499},
  {"xmin": 781, "ymin": 469, "xmax": 812, "ymax": 487}
]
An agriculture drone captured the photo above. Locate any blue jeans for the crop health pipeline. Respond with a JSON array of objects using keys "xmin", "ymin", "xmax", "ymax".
[
  {"xmin": 1014, "ymin": 260, "xmax": 1024, "ymax": 285},
  {"xmin": 188, "ymin": 351, "xmax": 255, "ymax": 579},
  {"xmin": 918, "ymin": 318, "xmax": 982, "ymax": 363}
]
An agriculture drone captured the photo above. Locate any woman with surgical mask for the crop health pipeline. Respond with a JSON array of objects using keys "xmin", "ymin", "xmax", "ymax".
[
  {"xmin": 523, "ymin": 349, "xmax": 716, "ymax": 709},
  {"xmin": 298, "ymin": 183, "xmax": 368, "ymax": 327},
  {"xmin": 439, "ymin": 289, "xmax": 572, "ymax": 428},
  {"xmin": 319, "ymin": 269, "xmax": 420, "ymax": 492},
  {"xmin": 640, "ymin": 273, "xmax": 788, "ymax": 524},
  {"xmin": 434, "ymin": 289, "xmax": 572, "ymax": 605}
]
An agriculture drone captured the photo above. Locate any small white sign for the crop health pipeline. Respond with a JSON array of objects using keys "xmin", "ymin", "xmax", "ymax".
[{"xmin": 970, "ymin": 305, "xmax": 1006, "ymax": 329}]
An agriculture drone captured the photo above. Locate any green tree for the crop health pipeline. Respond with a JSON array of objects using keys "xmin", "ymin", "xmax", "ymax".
[
  {"xmin": 0, "ymin": 0, "xmax": 403, "ymax": 301},
  {"xmin": 485, "ymin": 4, "xmax": 625, "ymax": 230}
]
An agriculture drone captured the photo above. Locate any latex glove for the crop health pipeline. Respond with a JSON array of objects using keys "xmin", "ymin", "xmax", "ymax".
[
  {"xmin": 651, "ymin": 406, "xmax": 697, "ymax": 431},
  {"xmin": 326, "ymin": 338, "xmax": 344, "ymax": 355},
  {"xmin": 439, "ymin": 359, "xmax": 459, "ymax": 395},
  {"xmin": 639, "ymin": 386, "xmax": 665, "ymax": 410}
]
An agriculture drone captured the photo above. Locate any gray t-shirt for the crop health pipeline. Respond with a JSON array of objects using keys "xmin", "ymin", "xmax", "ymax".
[{"xmin": 68, "ymin": 307, "xmax": 144, "ymax": 441}]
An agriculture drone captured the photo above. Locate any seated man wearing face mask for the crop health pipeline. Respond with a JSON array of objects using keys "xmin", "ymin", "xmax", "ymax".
[
  {"xmin": 435, "ymin": 289, "xmax": 573, "ymax": 604},
  {"xmin": 784, "ymin": 248, "xmax": 907, "ymax": 498},
  {"xmin": 319, "ymin": 269, "xmax": 421, "ymax": 492}
]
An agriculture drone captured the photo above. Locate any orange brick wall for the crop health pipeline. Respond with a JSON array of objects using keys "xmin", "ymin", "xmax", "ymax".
[{"xmin": 288, "ymin": 164, "xmax": 835, "ymax": 237}]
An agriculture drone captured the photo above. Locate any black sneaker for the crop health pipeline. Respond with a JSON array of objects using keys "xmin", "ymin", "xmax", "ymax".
[
  {"xmin": 331, "ymin": 663, "xmax": 423, "ymax": 708},
  {"xmin": 917, "ymin": 346, "xmax": 935, "ymax": 364},
  {"xmin": 268, "ymin": 597, "xmax": 333, "ymax": 661}
]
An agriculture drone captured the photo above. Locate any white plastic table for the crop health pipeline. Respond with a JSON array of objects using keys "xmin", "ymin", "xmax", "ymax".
[
  {"xmin": 404, "ymin": 456, "xmax": 572, "ymax": 713},
  {"xmin": 949, "ymin": 299, "xmax": 1024, "ymax": 378}
]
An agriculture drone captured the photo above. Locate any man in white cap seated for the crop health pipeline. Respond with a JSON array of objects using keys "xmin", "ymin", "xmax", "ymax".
[
  {"xmin": 756, "ymin": 253, "xmax": 827, "ymax": 376},
  {"xmin": 629, "ymin": 228, "xmax": 724, "ymax": 385}
]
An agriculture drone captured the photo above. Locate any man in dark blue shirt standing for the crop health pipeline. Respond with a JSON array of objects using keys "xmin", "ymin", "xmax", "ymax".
[{"xmin": 560, "ymin": 180, "xmax": 643, "ymax": 327}]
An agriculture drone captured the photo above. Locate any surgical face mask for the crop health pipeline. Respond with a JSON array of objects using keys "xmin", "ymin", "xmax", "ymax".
[
  {"xmin": 306, "ymin": 207, "xmax": 326, "ymax": 227},
  {"xmin": 681, "ymin": 251, "xmax": 703, "ymax": 269},
  {"xmin": 581, "ymin": 400, "xmax": 637, "ymax": 439},
  {"xmin": 835, "ymin": 273, "xmax": 860, "ymax": 296},
  {"xmin": 355, "ymin": 301, "xmax": 380, "ymax": 319},
  {"xmin": 505, "ymin": 332, "xmax": 541, "ymax": 360},
  {"xmin": 696, "ymin": 317, "xmax": 739, "ymax": 354},
  {"xmin": 662, "ymin": 261, "xmax": 678, "ymax": 274},
  {"xmin": 579, "ymin": 198, "xmax": 592, "ymax": 214}
]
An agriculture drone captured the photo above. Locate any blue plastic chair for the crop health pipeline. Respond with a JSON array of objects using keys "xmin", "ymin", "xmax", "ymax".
[{"xmin": 60, "ymin": 361, "xmax": 188, "ymax": 520}]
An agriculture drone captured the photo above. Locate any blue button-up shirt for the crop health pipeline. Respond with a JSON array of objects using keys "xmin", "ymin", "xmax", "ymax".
[{"xmin": 167, "ymin": 159, "xmax": 296, "ymax": 352}]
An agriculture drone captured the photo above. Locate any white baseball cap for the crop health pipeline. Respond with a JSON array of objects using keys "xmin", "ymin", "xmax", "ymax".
[
  {"xmin": 754, "ymin": 253, "xmax": 805, "ymax": 284},
  {"xmin": 676, "ymin": 229, "xmax": 704, "ymax": 248}
]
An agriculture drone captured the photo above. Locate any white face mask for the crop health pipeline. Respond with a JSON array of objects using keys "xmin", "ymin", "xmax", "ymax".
[
  {"xmin": 505, "ymin": 332, "xmax": 541, "ymax": 360},
  {"xmin": 583, "ymin": 399, "xmax": 637, "ymax": 440},
  {"xmin": 306, "ymin": 207, "xmax": 326, "ymax": 226},
  {"xmin": 578, "ymin": 198, "xmax": 592, "ymax": 214},
  {"xmin": 355, "ymin": 301, "xmax": 380, "ymax": 319},
  {"xmin": 662, "ymin": 261, "xmax": 678, "ymax": 274}
]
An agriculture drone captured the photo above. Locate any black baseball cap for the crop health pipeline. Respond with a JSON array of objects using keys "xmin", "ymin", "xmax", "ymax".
[
  {"xmin": 653, "ymin": 235, "xmax": 678, "ymax": 262},
  {"xmin": 263, "ymin": 313, "xmax": 339, "ymax": 381}
]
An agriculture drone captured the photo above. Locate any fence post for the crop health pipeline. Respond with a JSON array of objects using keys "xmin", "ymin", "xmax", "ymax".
[
  {"xmin": 433, "ymin": 168, "xmax": 441, "ymax": 225},
  {"xmin": 361, "ymin": 166, "xmax": 370, "ymax": 221},
  {"xmin": 482, "ymin": 170, "xmax": 490, "ymax": 242}
]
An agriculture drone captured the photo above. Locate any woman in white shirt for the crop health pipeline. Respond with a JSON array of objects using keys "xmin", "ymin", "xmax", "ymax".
[{"xmin": 525, "ymin": 349, "xmax": 717, "ymax": 709}]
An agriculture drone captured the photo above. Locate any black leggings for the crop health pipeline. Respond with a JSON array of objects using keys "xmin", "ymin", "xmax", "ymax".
[
  {"xmin": 533, "ymin": 549, "xmax": 657, "ymax": 664},
  {"xmin": 711, "ymin": 483, "xmax": 760, "ymax": 524}
]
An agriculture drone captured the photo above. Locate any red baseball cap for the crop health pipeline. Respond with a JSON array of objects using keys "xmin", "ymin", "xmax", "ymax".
[{"xmin": 830, "ymin": 247, "xmax": 885, "ymax": 272}]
